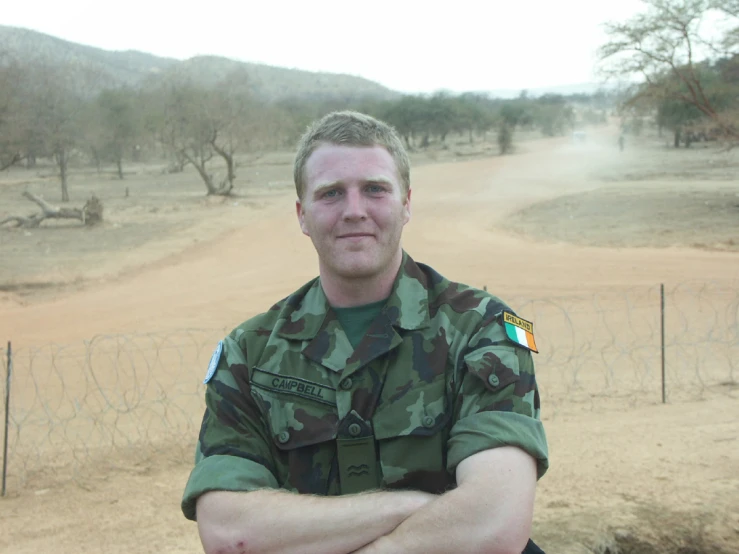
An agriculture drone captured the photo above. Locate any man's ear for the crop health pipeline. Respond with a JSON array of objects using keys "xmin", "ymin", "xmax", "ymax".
[
  {"xmin": 296, "ymin": 199, "xmax": 310, "ymax": 236},
  {"xmin": 403, "ymin": 188, "xmax": 412, "ymax": 224}
]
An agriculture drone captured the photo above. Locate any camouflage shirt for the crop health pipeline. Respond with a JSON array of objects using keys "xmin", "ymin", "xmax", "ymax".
[{"xmin": 182, "ymin": 252, "xmax": 548, "ymax": 520}]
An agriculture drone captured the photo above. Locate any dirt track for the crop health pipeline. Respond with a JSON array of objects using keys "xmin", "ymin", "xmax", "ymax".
[{"xmin": 1, "ymin": 129, "xmax": 738, "ymax": 552}]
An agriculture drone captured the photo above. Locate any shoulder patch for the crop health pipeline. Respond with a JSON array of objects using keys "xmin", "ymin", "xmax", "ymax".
[
  {"xmin": 204, "ymin": 340, "xmax": 224, "ymax": 384},
  {"xmin": 500, "ymin": 311, "xmax": 538, "ymax": 353}
]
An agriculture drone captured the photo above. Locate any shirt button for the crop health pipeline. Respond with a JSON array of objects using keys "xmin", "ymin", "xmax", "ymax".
[
  {"xmin": 422, "ymin": 415, "xmax": 435, "ymax": 428},
  {"xmin": 348, "ymin": 423, "xmax": 362, "ymax": 437},
  {"xmin": 488, "ymin": 374, "xmax": 500, "ymax": 387},
  {"xmin": 340, "ymin": 378, "xmax": 353, "ymax": 390},
  {"xmin": 277, "ymin": 431, "xmax": 290, "ymax": 444}
]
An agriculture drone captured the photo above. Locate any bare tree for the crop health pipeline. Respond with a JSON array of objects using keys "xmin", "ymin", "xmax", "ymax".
[
  {"xmin": 154, "ymin": 71, "xmax": 255, "ymax": 196},
  {"xmin": 84, "ymin": 88, "xmax": 141, "ymax": 179},
  {"xmin": 0, "ymin": 55, "xmax": 28, "ymax": 170},
  {"xmin": 159, "ymin": 82, "xmax": 222, "ymax": 193},
  {"xmin": 22, "ymin": 62, "xmax": 97, "ymax": 201},
  {"xmin": 599, "ymin": 0, "xmax": 739, "ymax": 141}
]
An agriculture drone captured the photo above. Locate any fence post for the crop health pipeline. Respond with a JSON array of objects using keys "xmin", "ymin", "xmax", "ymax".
[
  {"xmin": 660, "ymin": 284, "xmax": 666, "ymax": 404},
  {"xmin": 2, "ymin": 341, "xmax": 11, "ymax": 496}
]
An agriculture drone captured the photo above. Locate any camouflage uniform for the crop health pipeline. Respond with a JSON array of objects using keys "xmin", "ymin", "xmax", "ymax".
[{"xmin": 182, "ymin": 252, "xmax": 548, "ymax": 520}]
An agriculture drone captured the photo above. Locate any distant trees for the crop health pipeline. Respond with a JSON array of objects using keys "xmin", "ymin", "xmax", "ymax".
[
  {"xmin": 535, "ymin": 94, "xmax": 576, "ymax": 137},
  {"xmin": 149, "ymin": 70, "xmax": 257, "ymax": 196},
  {"xmin": 0, "ymin": 59, "xmax": 110, "ymax": 201},
  {"xmin": 373, "ymin": 90, "xmax": 608, "ymax": 156},
  {"xmin": 0, "ymin": 56, "xmax": 27, "ymax": 170},
  {"xmin": 0, "ymin": 51, "xmax": 613, "ymax": 205},
  {"xmin": 0, "ymin": 56, "xmax": 305, "ymax": 199},
  {"xmin": 497, "ymin": 101, "xmax": 526, "ymax": 154},
  {"xmin": 23, "ymin": 63, "xmax": 95, "ymax": 201},
  {"xmin": 497, "ymin": 123, "xmax": 514, "ymax": 154},
  {"xmin": 87, "ymin": 89, "xmax": 141, "ymax": 179},
  {"xmin": 599, "ymin": 0, "xmax": 739, "ymax": 145},
  {"xmin": 379, "ymin": 96, "xmax": 428, "ymax": 148},
  {"xmin": 657, "ymin": 97, "xmax": 705, "ymax": 145},
  {"xmin": 374, "ymin": 91, "xmax": 587, "ymax": 154}
]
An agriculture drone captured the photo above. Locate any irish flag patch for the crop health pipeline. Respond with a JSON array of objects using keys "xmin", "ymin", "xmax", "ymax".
[{"xmin": 502, "ymin": 311, "xmax": 538, "ymax": 353}]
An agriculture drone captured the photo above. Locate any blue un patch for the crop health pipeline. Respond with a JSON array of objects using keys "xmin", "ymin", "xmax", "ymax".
[{"xmin": 204, "ymin": 340, "xmax": 224, "ymax": 384}]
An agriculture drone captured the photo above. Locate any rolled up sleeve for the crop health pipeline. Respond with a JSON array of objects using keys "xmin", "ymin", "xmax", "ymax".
[
  {"xmin": 447, "ymin": 339, "xmax": 549, "ymax": 479},
  {"xmin": 182, "ymin": 454, "xmax": 279, "ymax": 520},
  {"xmin": 181, "ymin": 336, "xmax": 278, "ymax": 520}
]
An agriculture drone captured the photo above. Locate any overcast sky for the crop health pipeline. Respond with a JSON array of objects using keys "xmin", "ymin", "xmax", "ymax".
[{"xmin": 4, "ymin": 0, "xmax": 649, "ymax": 93}]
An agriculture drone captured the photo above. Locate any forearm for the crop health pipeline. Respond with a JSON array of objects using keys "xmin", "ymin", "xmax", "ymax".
[
  {"xmin": 353, "ymin": 486, "xmax": 509, "ymax": 554},
  {"xmin": 354, "ymin": 447, "xmax": 536, "ymax": 554},
  {"xmin": 196, "ymin": 488, "xmax": 434, "ymax": 554}
]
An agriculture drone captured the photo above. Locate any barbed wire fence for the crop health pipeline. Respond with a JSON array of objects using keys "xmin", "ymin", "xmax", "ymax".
[
  {"xmin": 1, "ymin": 281, "xmax": 737, "ymax": 493},
  {"xmin": 513, "ymin": 281, "xmax": 738, "ymax": 412},
  {"xmin": 0, "ymin": 328, "xmax": 227, "ymax": 493}
]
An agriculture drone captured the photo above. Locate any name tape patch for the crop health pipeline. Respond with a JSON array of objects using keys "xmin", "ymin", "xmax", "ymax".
[{"xmin": 252, "ymin": 368, "xmax": 336, "ymax": 406}]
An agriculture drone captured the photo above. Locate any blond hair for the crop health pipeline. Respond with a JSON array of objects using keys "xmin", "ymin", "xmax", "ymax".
[{"xmin": 293, "ymin": 111, "xmax": 410, "ymax": 200}]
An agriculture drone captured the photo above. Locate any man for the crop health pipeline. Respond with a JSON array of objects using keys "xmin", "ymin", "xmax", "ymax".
[{"xmin": 182, "ymin": 111, "xmax": 549, "ymax": 554}]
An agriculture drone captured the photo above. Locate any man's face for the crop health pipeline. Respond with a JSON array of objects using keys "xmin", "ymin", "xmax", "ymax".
[{"xmin": 296, "ymin": 143, "xmax": 411, "ymax": 282}]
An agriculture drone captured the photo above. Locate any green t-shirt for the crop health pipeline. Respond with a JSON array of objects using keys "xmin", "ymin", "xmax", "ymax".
[{"xmin": 332, "ymin": 299, "xmax": 386, "ymax": 348}]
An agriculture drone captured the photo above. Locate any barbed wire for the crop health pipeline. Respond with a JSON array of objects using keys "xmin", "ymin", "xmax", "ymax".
[
  {"xmin": 1, "ymin": 328, "xmax": 226, "ymax": 491},
  {"xmin": 1, "ymin": 282, "xmax": 737, "ymax": 491},
  {"xmin": 512, "ymin": 281, "xmax": 738, "ymax": 411}
]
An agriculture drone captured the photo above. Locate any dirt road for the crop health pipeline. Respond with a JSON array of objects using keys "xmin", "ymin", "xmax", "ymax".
[{"xmin": 1, "ymin": 130, "xmax": 737, "ymax": 552}]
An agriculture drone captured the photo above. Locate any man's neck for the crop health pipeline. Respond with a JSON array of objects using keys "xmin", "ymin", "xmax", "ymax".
[{"xmin": 320, "ymin": 251, "xmax": 403, "ymax": 308}]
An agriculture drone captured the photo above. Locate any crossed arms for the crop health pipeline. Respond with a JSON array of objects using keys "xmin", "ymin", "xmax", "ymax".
[{"xmin": 196, "ymin": 445, "xmax": 537, "ymax": 554}]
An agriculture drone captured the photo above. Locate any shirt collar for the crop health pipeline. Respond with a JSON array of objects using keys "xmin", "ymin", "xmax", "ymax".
[{"xmin": 277, "ymin": 251, "xmax": 431, "ymax": 341}]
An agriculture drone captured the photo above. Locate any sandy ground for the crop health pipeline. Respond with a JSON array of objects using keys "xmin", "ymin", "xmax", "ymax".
[{"xmin": 1, "ymin": 127, "xmax": 738, "ymax": 553}]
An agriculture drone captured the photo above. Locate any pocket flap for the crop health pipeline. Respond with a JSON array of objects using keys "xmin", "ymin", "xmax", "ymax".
[
  {"xmin": 373, "ymin": 380, "xmax": 450, "ymax": 440},
  {"xmin": 250, "ymin": 375, "xmax": 338, "ymax": 451},
  {"xmin": 464, "ymin": 346, "xmax": 520, "ymax": 392}
]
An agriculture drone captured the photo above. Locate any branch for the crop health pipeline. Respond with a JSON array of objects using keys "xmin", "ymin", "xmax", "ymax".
[
  {"xmin": 677, "ymin": 18, "xmax": 717, "ymax": 113},
  {"xmin": 180, "ymin": 148, "xmax": 218, "ymax": 194},
  {"xmin": 0, "ymin": 152, "xmax": 23, "ymax": 172},
  {"xmin": 0, "ymin": 215, "xmax": 34, "ymax": 227},
  {"xmin": 210, "ymin": 135, "xmax": 234, "ymax": 164},
  {"xmin": 1, "ymin": 192, "xmax": 101, "ymax": 228},
  {"xmin": 23, "ymin": 191, "xmax": 68, "ymax": 214},
  {"xmin": 711, "ymin": 0, "xmax": 739, "ymax": 18}
]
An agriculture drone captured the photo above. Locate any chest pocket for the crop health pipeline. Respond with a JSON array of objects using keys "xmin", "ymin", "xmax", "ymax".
[
  {"xmin": 250, "ymin": 368, "xmax": 339, "ymax": 495},
  {"xmin": 372, "ymin": 375, "xmax": 453, "ymax": 494}
]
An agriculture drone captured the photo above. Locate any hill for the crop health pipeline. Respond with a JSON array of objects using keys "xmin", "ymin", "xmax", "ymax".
[{"xmin": 0, "ymin": 25, "xmax": 399, "ymax": 101}]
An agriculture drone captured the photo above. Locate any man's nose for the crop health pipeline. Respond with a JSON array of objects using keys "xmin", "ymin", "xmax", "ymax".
[{"xmin": 343, "ymin": 188, "xmax": 367, "ymax": 220}]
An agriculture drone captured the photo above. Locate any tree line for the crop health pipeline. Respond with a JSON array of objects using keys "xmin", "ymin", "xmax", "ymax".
[
  {"xmin": 0, "ymin": 53, "xmax": 613, "ymax": 202},
  {"xmin": 1, "ymin": 0, "xmax": 737, "ymax": 205}
]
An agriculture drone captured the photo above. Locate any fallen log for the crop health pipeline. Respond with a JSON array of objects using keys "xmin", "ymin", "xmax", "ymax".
[{"xmin": 0, "ymin": 192, "xmax": 103, "ymax": 228}]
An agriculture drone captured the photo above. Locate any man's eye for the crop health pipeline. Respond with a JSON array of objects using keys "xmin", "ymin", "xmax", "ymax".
[
  {"xmin": 322, "ymin": 189, "xmax": 340, "ymax": 198},
  {"xmin": 366, "ymin": 184, "xmax": 384, "ymax": 194}
]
